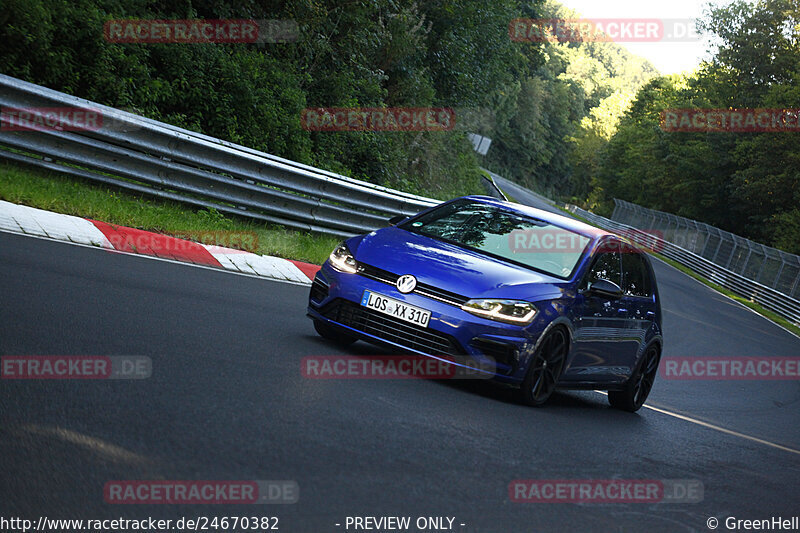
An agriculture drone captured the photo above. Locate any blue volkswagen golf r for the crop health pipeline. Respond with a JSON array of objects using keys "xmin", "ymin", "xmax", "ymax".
[{"xmin": 307, "ymin": 196, "xmax": 663, "ymax": 411}]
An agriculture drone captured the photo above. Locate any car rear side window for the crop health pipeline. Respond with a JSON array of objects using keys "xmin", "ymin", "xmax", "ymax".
[
  {"xmin": 586, "ymin": 241, "xmax": 621, "ymax": 288},
  {"xmin": 621, "ymin": 249, "xmax": 652, "ymax": 297}
]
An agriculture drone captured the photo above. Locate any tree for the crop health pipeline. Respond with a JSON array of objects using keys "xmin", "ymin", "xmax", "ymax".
[{"xmin": 589, "ymin": 0, "xmax": 800, "ymax": 253}]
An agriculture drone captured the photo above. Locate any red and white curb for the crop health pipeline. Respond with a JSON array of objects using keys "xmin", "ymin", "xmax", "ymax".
[{"xmin": 0, "ymin": 200, "xmax": 319, "ymax": 285}]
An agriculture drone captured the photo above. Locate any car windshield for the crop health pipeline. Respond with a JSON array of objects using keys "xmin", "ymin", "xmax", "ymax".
[{"xmin": 401, "ymin": 200, "xmax": 591, "ymax": 279}]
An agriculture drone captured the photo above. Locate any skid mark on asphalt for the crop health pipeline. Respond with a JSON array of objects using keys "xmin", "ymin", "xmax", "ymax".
[{"xmin": 13, "ymin": 424, "xmax": 154, "ymax": 465}]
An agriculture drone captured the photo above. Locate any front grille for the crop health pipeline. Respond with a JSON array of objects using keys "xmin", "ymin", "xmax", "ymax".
[
  {"xmin": 357, "ymin": 263, "xmax": 397, "ymax": 284},
  {"xmin": 309, "ymin": 277, "xmax": 329, "ymax": 303},
  {"xmin": 470, "ymin": 338, "xmax": 518, "ymax": 374},
  {"xmin": 357, "ymin": 263, "xmax": 470, "ymax": 307},
  {"xmin": 321, "ymin": 299, "xmax": 465, "ymax": 357}
]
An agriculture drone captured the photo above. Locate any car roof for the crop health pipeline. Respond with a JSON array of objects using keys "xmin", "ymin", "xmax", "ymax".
[{"xmin": 458, "ymin": 195, "xmax": 612, "ymax": 241}]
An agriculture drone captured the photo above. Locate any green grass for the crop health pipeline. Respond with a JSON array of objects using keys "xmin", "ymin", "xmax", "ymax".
[
  {"xmin": 557, "ymin": 205, "xmax": 590, "ymax": 223},
  {"xmin": 496, "ymin": 185, "xmax": 518, "ymax": 204},
  {"xmin": 4, "ymin": 159, "xmax": 798, "ymax": 335},
  {"xmin": 0, "ymin": 160, "xmax": 340, "ymax": 264}
]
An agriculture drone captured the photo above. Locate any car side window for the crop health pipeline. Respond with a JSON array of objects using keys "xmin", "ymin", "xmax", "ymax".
[
  {"xmin": 585, "ymin": 241, "xmax": 621, "ymax": 288},
  {"xmin": 621, "ymin": 249, "xmax": 652, "ymax": 297}
]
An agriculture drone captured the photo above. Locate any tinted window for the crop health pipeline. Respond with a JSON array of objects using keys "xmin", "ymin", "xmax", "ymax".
[
  {"xmin": 401, "ymin": 200, "xmax": 591, "ymax": 279},
  {"xmin": 586, "ymin": 241, "xmax": 621, "ymax": 288},
  {"xmin": 621, "ymin": 250, "xmax": 652, "ymax": 297}
]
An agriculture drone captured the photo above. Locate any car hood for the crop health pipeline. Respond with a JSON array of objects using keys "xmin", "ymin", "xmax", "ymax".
[{"xmin": 350, "ymin": 227, "xmax": 568, "ymax": 301}]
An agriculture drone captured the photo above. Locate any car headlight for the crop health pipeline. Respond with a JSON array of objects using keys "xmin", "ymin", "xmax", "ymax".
[
  {"xmin": 329, "ymin": 243, "xmax": 358, "ymax": 273},
  {"xmin": 461, "ymin": 299, "xmax": 537, "ymax": 324}
]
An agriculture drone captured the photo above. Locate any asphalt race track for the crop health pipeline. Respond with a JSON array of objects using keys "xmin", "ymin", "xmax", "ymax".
[
  {"xmin": 1, "ymin": 225, "xmax": 799, "ymax": 531},
  {"xmin": 487, "ymin": 172, "xmax": 562, "ymax": 215}
]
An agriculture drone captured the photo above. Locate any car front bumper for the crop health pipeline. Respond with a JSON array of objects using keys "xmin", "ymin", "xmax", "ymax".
[{"xmin": 306, "ymin": 263, "xmax": 546, "ymax": 383}]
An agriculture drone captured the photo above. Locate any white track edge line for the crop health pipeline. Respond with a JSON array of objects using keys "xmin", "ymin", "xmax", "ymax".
[{"xmin": 593, "ymin": 390, "xmax": 800, "ymax": 456}]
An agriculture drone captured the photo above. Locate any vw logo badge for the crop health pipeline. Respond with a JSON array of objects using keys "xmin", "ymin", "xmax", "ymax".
[{"xmin": 396, "ymin": 274, "xmax": 417, "ymax": 294}]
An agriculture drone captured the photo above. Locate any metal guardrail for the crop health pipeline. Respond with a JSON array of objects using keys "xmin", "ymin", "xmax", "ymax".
[
  {"xmin": 3, "ymin": 76, "xmax": 797, "ymax": 325},
  {"xmin": 567, "ymin": 205, "xmax": 800, "ymax": 327},
  {"xmin": 0, "ymin": 75, "xmax": 439, "ymax": 237},
  {"xmin": 612, "ymin": 199, "xmax": 800, "ymax": 300}
]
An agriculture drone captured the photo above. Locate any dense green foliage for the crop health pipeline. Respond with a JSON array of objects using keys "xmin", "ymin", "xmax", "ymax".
[
  {"xmin": 0, "ymin": 0, "xmax": 657, "ymax": 202},
  {"xmin": 0, "ymin": 0, "xmax": 533, "ymax": 199},
  {"xmin": 1, "ymin": 0, "xmax": 797, "ymax": 253},
  {"xmin": 590, "ymin": 0, "xmax": 800, "ymax": 253},
  {"xmin": 0, "ymin": 160, "xmax": 341, "ymax": 263},
  {"xmin": 485, "ymin": 1, "xmax": 658, "ymax": 199}
]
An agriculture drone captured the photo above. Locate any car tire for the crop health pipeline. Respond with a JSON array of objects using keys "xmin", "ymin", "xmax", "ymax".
[
  {"xmin": 516, "ymin": 328, "xmax": 568, "ymax": 407},
  {"xmin": 313, "ymin": 319, "xmax": 358, "ymax": 346},
  {"xmin": 608, "ymin": 344, "xmax": 660, "ymax": 412}
]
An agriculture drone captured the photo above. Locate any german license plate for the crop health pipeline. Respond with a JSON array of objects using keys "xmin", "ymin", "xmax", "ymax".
[{"xmin": 360, "ymin": 290, "xmax": 431, "ymax": 327}]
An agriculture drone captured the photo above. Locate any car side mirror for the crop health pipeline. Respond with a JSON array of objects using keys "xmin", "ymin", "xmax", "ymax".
[
  {"xmin": 586, "ymin": 279, "xmax": 623, "ymax": 300},
  {"xmin": 388, "ymin": 215, "xmax": 406, "ymax": 226}
]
